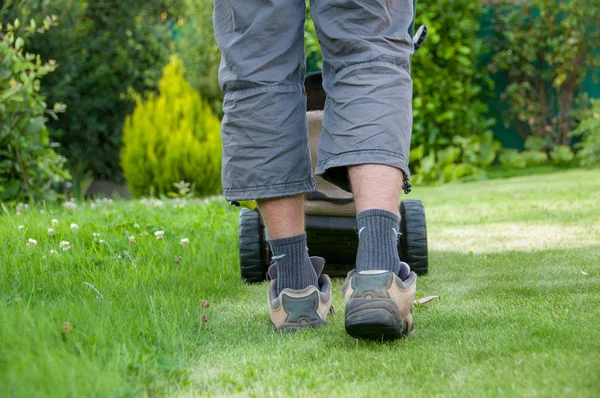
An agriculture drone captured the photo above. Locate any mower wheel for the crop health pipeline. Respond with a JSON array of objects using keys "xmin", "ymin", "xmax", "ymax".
[
  {"xmin": 239, "ymin": 208, "xmax": 268, "ymax": 282},
  {"xmin": 399, "ymin": 200, "xmax": 428, "ymax": 275}
]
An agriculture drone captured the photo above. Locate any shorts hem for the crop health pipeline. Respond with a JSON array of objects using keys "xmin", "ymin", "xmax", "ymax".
[{"xmin": 223, "ymin": 177, "xmax": 316, "ymax": 201}]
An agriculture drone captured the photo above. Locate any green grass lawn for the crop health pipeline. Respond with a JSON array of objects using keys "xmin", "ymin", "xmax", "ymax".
[{"xmin": 1, "ymin": 169, "xmax": 599, "ymax": 397}]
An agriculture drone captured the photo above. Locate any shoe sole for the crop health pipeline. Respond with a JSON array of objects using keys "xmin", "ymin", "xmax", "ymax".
[
  {"xmin": 275, "ymin": 319, "xmax": 326, "ymax": 332},
  {"xmin": 344, "ymin": 298, "xmax": 409, "ymax": 340}
]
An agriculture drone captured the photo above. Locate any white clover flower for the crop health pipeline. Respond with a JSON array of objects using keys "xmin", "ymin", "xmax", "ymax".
[
  {"xmin": 47, "ymin": 228, "xmax": 55, "ymax": 237},
  {"xmin": 18, "ymin": 225, "xmax": 25, "ymax": 232},
  {"xmin": 70, "ymin": 223, "xmax": 79, "ymax": 232},
  {"xmin": 27, "ymin": 238, "xmax": 38, "ymax": 247},
  {"xmin": 129, "ymin": 236, "xmax": 136, "ymax": 244},
  {"xmin": 60, "ymin": 241, "xmax": 72, "ymax": 251},
  {"xmin": 172, "ymin": 198, "xmax": 186, "ymax": 209},
  {"xmin": 133, "ymin": 223, "xmax": 140, "ymax": 229},
  {"xmin": 51, "ymin": 219, "xmax": 59, "ymax": 227},
  {"xmin": 143, "ymin": 198, "xmax": 164, "ymax": 208},
  {"xmin": 50, "ymin": 249, "xmax": 57, "ymax": 255},
  {"xmin": 180, "ymin": 238, "xmax": 190, "ymax": 248},
  {"xmin": 155, "ymin": 230, "xmax": 165, "ymax": 240},
  {"xmin": 99, "ymin": 239, "xmax": 105, "ymax": 244},
  {"xmin": 90, "ymin": 202, "xmax": 97, "ymax": 210},
  {"xmin": 63, "ymin": 201, "xmax": 77, "ymax": 211}
]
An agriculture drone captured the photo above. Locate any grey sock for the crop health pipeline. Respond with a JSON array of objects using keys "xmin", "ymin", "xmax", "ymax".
[
  {"xmin": 356, "ymin": 209, "xmax": 410, "ymax": 280},
  {"xmin": 269, "ymin": 232, "xmax": 318, "ymax": 294}
]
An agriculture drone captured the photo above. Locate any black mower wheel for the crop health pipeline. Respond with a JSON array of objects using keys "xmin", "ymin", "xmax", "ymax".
[
  {"xmin": 399, "ymin": 200, "xmax": 428, "ymax": 275},
  {"xmin": 238, "ymin": 208, "xmax": 268, "ymax": 282}
]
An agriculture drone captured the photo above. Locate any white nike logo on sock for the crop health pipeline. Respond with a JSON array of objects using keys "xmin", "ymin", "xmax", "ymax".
[
  {"xmin": 358, "ymin": 227, "xmax": 366, "ymax": 236},
  {"xmin": 272, "ymin": 254, "xmax": 286, "ymax": 260}
]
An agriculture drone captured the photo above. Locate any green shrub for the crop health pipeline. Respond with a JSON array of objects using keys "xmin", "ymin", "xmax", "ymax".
[
  {"xmin": 408, "ymin": 0, "xmax": 496, "ymax": 182},
  {"xmin": 524, "ymin": 136, "xmax": 549, "ymax": 152},
  {"xmin": 305, "ymin": 0, "xmax": 322, "ymax": 73},
  {"xmin": 491, "ymin": 0, "xmax": 600, "ymax": 148},
  {"xmin": 410, "ymin": 132, "xmax": 499, "ymax": 184},
  {"xmin": 2, "ymin": 0, "xmax": 181, "ymax": 181},
  {"xmin": 121, "ymin": 57, "xmax": 221, "ymax": 197},
  {"xmin": 0, "ymin": 16, "xmax": 70, "ymax": 203},
  {"xmin": 549, "ymin": 145, "xmax": 575, "ymax": 165},
  {"xmin": 499, "ymin": 150, "xmax": 526, "ymax": 169},
  {"xmin": 522, "ymin": 150, "xmax": 549, "ymax": 167},
  {"xmin": 570, "ymin": 99, "xmax": 600, "ymax": 168}
]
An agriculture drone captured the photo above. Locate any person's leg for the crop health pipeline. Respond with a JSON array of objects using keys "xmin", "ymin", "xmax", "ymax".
[
  {"xmin": 258, "ymin": 196, "xmax": 305, "ymax": 239},
  {"xmin": 349, "ymin": 164, "xmax": 402, "ymax": 215},
  {"xmin": 258, "ymin": 195, "xmax": 317, "ymax": 293},
  {"xmin": 213, "ymin": 0, "xmax": 318, "ymax": 295},
  {"xmin": 311, "ymin": 0, "xmax": 414, "ymax": 276},
  {"xmin": 349, "ymin": 165, "xmax": 409, "ymax": 279},
  {"xmin": 312, "ymin": 0, "xmax": 416, "ymax": 339}
]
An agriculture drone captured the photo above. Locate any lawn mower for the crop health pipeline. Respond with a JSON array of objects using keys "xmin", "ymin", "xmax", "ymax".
[{"xmin": 237, "ymin": 8, "xmax": 429, "ymax": 282}]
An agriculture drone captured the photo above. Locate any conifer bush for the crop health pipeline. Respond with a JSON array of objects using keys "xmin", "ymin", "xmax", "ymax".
[{"xmin": 121, "ymin": 56, "xmax": 222, "ymax": 197}]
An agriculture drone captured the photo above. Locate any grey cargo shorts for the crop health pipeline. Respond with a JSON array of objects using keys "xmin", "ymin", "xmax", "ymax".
[{"xmin": 214, "ymin": 0, "xmax": 414, "ymax": 201}]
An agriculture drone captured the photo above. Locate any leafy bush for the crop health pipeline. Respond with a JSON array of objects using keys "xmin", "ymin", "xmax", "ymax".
[
  {"xmin": 549, "ymin": 145, "xmax": 575, "ymax": 165},
  {"xmin": 410, "ymin": 132, "xmax": 499, "ymax": 183},
  {"xmin": 2, "ymin": 0, "xmax": 181, "ymax": 181},
  {"xmin": 570, "ymin": 99, "xmax": 600, "ymax": 168},
  {"xmin": 524, "ymin": 136, "xmax": 549, "ymax": 152},
  {"xmin": 410, "ymin": 0, "xmax": 496, "ymax": 182},
  {"xmin": 305, "ymin": 1, "xmax": 322, "ymax": 73},
  {"xmin": 499, "ymin": 150, "xmax": 526, "ymax": 169},
  {"xmin": 0, "ymin": 16, "xmax": 70, "ymax": 203},
  {"xmin": 522, "ymin": 150, "xmax": 548, "ymax": 167},
  {"xmin": 121, "ymin": 57, "xmax": 221, "ymax": 197},
  {"xmin": 491, "ymin": 0, "xmax": 600, "ymax": 148}
]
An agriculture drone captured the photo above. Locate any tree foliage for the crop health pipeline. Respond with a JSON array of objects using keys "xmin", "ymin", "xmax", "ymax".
[
  {"xmin": 172, "ymin": 0, "xmax": 222, "ymax": 117},
  {"xmin": 491, "ymin": 0, "xmax": 600, "ymax": 148},
  {"xmin": 2, "ymin": 0, "xmax": 182, "ymax": 181}
]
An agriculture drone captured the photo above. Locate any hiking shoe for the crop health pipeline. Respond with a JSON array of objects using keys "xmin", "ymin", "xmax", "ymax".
[
  {"xmin": 268, "ymin": 256, "xmax": 333, "ymax": 331},
  {"xmin": 341, "ymin": 265, "xmax": 416, "ymax": 340}
]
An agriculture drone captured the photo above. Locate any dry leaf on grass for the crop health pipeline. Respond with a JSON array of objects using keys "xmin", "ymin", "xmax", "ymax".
[{"xmin": 415, "ymin": 296, "xmax": 440, "ymax": 305}]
